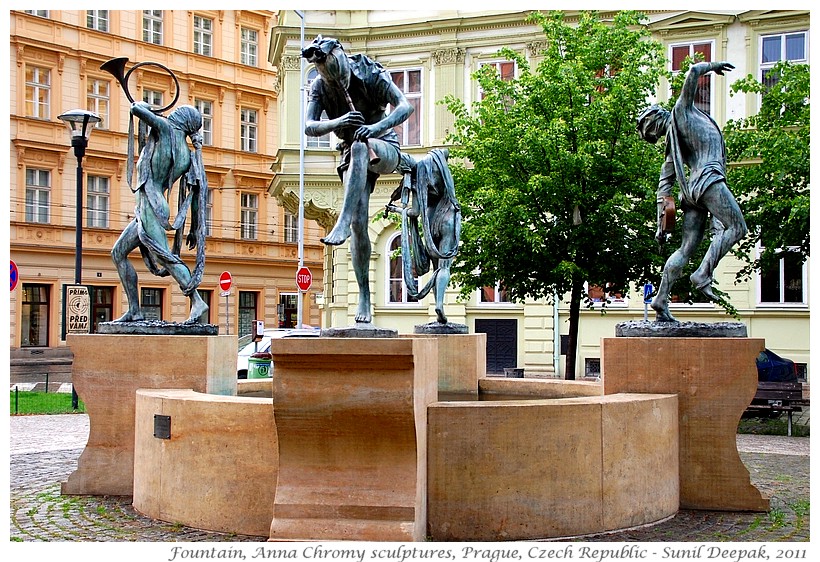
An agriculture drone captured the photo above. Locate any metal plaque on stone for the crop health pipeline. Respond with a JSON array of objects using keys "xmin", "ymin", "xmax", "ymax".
[{"xmin": 153, "ymin": 414, "xmax": 171, "ymax": 439}]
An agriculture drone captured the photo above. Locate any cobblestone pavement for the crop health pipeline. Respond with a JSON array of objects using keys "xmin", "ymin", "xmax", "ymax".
[{"xmin": 7, "ymin": 414, "xmax": 810, "ymax": 543}]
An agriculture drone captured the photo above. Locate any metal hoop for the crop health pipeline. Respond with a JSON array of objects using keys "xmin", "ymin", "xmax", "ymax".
[{"xmin": 123, "ymin": 61, "xmax": 181, "ymax": 113}]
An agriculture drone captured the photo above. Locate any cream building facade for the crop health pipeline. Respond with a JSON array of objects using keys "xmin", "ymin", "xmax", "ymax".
[
  {"xmin": 269, "ymin": 9, "xmax": 810, "ymax": 381},
  {"xmin": 10, "ymin": 9, "xmax": 324, "ymax": 353}
]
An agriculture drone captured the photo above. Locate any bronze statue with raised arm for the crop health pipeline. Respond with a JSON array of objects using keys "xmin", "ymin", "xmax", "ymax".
[{"xmin": 637, "ymin": 61, "xmax": 748, "ymax": 322}]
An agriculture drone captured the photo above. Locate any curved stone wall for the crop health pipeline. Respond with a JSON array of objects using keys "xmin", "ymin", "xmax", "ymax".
[
  {"xmin": 427, "ymin": 392, "xmax": 679, "ymax": 541},
  {"xmin": 132, "ymin": 386, "xmax": 678, "ymax": 541},
  {"xmin": 133, "ymin": 389, "xmax": 277, "ymax": 537}
]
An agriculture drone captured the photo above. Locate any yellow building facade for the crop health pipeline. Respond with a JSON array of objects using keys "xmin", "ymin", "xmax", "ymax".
[
  {"xmin": 269, "ymin": 10, "xmax": 810, "ymax": 381},
  {"xmin": 9, "ymin": 9, "xmax": 324, "ymax": 352}
]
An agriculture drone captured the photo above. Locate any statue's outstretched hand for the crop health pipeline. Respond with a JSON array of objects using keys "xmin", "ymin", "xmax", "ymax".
[{"xmin": 712, "ymin": 61, "xmax": 735, "ymax": 75}]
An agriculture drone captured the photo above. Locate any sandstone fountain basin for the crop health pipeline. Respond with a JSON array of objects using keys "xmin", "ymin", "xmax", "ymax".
[{"xmin": 64, "ymin": 332, "xmax": 765, "ymax": 542}]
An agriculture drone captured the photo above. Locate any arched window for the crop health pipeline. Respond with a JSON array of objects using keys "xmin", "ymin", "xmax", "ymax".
[
  {"xmin": 387, "ymin": 233, "xmax": 418, "ymax": 304},
  {"xmin": 306, "ymin": 68, "xmax": 332, "ymax": 149}
]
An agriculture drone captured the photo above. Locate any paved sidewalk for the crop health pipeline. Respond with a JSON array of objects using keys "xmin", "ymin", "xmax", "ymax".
[{"xmin": 8, "ymin": 413, "xmax": 811, "ymax": 542}]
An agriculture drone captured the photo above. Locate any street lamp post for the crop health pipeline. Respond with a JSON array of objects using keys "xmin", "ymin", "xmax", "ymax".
[
  {"xmin": 57, "ymin": 109, "xmax": 100, "ymax": 409},
  {"xmin": 57, "ymin": 109, "xmax": 101, "ymax": 285}
]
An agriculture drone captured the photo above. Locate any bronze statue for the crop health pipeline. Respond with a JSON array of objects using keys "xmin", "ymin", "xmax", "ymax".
[
  {"xmin": 302, "ymin": 36, "xmax": 414, "ymax": 324},
  {"xmin": 637, "ymin": 61, "xmax": 748, "ymax": 322},
  {"xmin": 102, "ymin": 57, "xmax": 208, "ymax": 323},
  {"xmin": 386, "ymin": 149, "xmax": 461, "ymax": 325}
]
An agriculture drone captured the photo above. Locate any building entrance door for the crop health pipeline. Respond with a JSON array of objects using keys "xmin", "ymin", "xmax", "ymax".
[{"xmin": 475, "ymin": 318, "xmax": 517, "ymax": 375}]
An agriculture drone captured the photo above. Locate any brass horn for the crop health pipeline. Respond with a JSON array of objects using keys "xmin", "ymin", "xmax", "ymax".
[{"xmin": 100, "ymin": 56, "xmax": 180, "ymax": 113}]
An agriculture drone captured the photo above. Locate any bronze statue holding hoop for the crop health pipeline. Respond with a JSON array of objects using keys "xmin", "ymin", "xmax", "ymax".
[{"xmin": 100, "ymin": 56, "xmax": 209, "ymax": 324}]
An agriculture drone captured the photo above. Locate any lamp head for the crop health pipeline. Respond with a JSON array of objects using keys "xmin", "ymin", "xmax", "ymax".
[{"xmin": 58, "ymin": 109, "xmax": 102, "ymax": 145}]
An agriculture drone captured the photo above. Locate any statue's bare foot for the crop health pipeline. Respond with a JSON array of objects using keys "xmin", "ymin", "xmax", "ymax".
[
  {"xmin": 691, "ymin": 273, "xmax": 718, "ymax": 301},
  {"xmin": 113, "ymin": 310, "xmax": 144, "ymax": 322},
  {"xmin": 185, "ymin": 301, "xmax": 209, "ymax": 324},
  {"xmin": 650, "ymin": 298, "xmax": 677, "ymax": 323},
  {"xmin": 355, "ymin": 299, "xmax": 372, "ymax": 324},
  {"xmin": 435, "ymin": 307, "xmax": 448, "ymax": 324},
  {"xmin": 321, "ymin": 223, "xmax": 352, "ymax": 246}
]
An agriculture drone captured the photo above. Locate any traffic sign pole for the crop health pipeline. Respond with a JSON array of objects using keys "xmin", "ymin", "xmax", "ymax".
[
  {"xmin": 219, "ymin": 272, "xmax": 232, "ymax": 335},
  {"xmin": 295, "ymin": 267, "xmax": 312, "ymax": 328}
]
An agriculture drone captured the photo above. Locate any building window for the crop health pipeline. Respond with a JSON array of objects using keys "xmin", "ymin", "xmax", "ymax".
[
  {"xmin": 389, "ymin": 69, "xmax": 422, "ymax": 146},
  {"xmin": 586, "ymin": 283, "xmax": 627, "ymax": 307},
  {"xmin": 196, "ymin": 290, "xmax": 212, "ymax": 325},
  {"xmin": 305, "ymin": 68, "xmax": 332, "ymax": 149},
  {"xmin": 238, "ymin": 291, "xmax": 258, "ymax": 337},
  {"xmin": 24, "ymin": 10, "xmax": 49, "ymax": 17},
  {"xmin": 670, "ymin": 41, "xmax": 713, "ymax": 115},
  {"xmin": 194, "ymin": 98, "xmax": 213, "ymax": 145},
  {"xmin": 25, "ymin": 66, "xmax": 50, "ymax": 119},
  {"xmin": 759, "ymin": 249, "xmax": 806, "ymax": 305},
  {"xmin": 91, "ymin": 286, "xmax": 114, "ymax": 332},
  {"xmin": 240, "ymin": 108, "xmax": 258, "ymax": 152},
  {"xmin": 86, "ymin": 175, "xmax": 110, "ymax": 228},
  {"xmin": 205, "ymin": 188, "xmax": 214, "ymax": 236},
  {"xmin": 21, "ymin": 284, "xmax": 50, "ymax": 347},
  {"xmin": 387, "ymin": 234, "xmax": 418, "ymax": 304},
  {"xmin": 480, "ymin": 282, "xmax": 510, "ymax": 304},
  {"xmin": 240, "ymin": 193, "xmax": 258, "ymax": 240},
  {"xmin": 240, "ymin": 28, "xmax": 258, "ymax": 66},
  {"xmin": 279, "ymin": 293, "xmax": 297, "ymax": 328},
  {"xmin": 760, "ymin": 31, "xmax": 808, "ymax": 89},
  {"xmin": 479, "ymin": 60, "xmax": 516, "ymax": 100},
  {"xmin": 143, "ymin": 89, "xmax": 163, "ymax": 108},
  {"xmin": 86, "ymin": 10, "xmax": 109, "ymax": 32},
  {"xmin": 87, "ymin": 79, "xmax": 109, "ymax": 128},
  {"xmin": 193, "ymin": 15, "xmax": 213, "ymax": 57},
  {"xmin": 140, "ymin": 288, "xmax": 163, "ymax": 320},
  {"xmin": 585, "ymin": 358, "xmax": 602, "ymax": 378},
  {"xmin": 143, "ymin": 10, "xmax": 163, "ymax": 45},
  {"xmin": 284, "ymin": 212, "xmax": 298, "ymax": 243},
  {"xmin": 25, "ymin": 168, "xmax": 50, "ymax": 224}
]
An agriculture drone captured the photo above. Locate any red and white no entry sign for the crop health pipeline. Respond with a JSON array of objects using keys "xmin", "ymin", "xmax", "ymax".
[
  {"xmin": 296, "ymin": 266, "xmax": 312, "ymax": 292},
  {"xmin": 219, "ymin": 271, "xmax": 232, "ymax": 292}
]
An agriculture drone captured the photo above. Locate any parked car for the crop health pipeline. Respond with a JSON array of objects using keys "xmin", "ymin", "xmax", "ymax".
[
  {"xmin": 755, "ymin": 348, "xmax": 798, "ymax": 383},
  {"xmin": 237, "ymin": 328, "xmax": 319, "ymax": 378}
]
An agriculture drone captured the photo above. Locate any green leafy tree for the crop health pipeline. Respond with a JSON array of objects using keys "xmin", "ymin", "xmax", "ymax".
[
  {"xmin": 444, "ymin": 11, "xmax": 667, "ymax": 378},
  {"xmin": 723, "ymin": 61, "xmax": 810, "ymax": 280}
]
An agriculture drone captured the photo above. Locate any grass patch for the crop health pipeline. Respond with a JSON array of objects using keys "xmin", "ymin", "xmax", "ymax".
[
  {"xmin": 10, "ymin": 390, "xmax": 86, "ymax": 415},
  {"xmin": 737, "ymin": 414, "xmax": 809, "ymax": 437}
]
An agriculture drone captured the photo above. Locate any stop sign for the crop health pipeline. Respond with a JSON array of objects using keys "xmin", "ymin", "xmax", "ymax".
[
  {"xmin": 296, "ymin": 266, "xmax": 312, "ymax": 292},
  {"xmin": 219, "ymin": 271, "xmax": 232, "ymax": 292}
]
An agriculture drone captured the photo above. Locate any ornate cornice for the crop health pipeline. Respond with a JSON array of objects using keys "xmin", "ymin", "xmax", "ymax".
[
  {"xmin": 433, "ymin": 48, "xmax": 465, "ymax": 65},
  {"xmin": 281, "ymin": 55, "xmax": 302, "ymax": 71},
  {"xmin": 526, "ymin": 41, "xmax": 547, "ymax": 58}
]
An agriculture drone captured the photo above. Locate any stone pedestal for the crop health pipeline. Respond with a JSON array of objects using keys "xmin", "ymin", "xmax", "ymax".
[
  {"xmin": 268, "ymin": 337, "xmax": 438, "ymax": 541},
  {"xmin": 61, "ymin": 334, "xmax": 237, "ymax": 496},
  {"xmin": 407, "ymin": 332, "xmax": 485, "ymax": 395},
  {"xmin": 602, "ymin": 336, "xmax": 769, "ymax": 511}
]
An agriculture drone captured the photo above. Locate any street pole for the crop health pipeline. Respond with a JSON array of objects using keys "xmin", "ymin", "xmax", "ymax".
[
  {"xmin": 296, "ymin": 9, "xmax": 306, "ymax": 329},
  {"xmin": 58, "ymin": 109, "xmax": 100, "ymax": 411},
  {"xmin": 72, "ymin": 137, "xmax": 86, "ymax": 286}
]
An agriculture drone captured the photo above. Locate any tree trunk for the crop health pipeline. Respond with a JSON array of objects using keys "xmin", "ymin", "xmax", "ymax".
[{"xmin": 564, "ymin": 279, "xmax": 584, "ymax": 380}]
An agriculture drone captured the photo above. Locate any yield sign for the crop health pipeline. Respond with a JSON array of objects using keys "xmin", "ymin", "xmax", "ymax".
[
  {"xmin": 296, "ymin": 266, "xmax": 312, "ymax": 292},
  {"xmin": 219, "ymin": 271, "xmax": 233, "ymax": 292}
]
